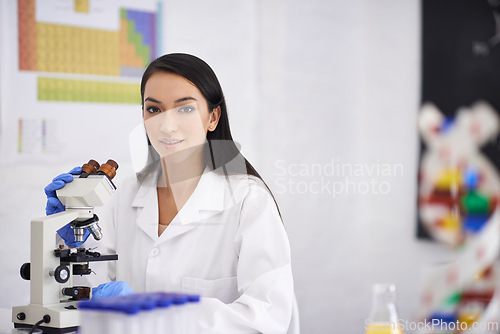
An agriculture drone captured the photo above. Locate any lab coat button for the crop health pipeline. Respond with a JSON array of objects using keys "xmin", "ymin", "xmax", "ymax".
[{"xmin": 150, "ymin": 248, "xmax": 159, "ymax": 257}]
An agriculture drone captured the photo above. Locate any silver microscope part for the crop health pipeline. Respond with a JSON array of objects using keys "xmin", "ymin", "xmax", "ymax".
[
  {"xmin": 73, "ymin": 222, "xmax": 102, "ymax": 242},
  {"xmin": 87, "ymin": 222, "xmax": 103, "ymax": 241},
  {"xmin": 73, "ymin": 227, "xmax": 87, "ymax": 242}
]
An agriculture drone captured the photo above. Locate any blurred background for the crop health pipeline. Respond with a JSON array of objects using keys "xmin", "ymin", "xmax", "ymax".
[{"xmin": 2, "ymin": 0, "xmax": 499, "ymax": 333}]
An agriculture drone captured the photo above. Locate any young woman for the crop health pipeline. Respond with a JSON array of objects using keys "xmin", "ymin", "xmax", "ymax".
[{"xmin": 46, "ymin": 53, "xmax": 296, "ymax": 333}]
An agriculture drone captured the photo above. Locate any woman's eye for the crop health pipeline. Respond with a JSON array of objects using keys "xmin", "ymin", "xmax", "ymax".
[
  {"xmin": 178, "ymin": 105, "xmax": 195, "ymax": 113},
  {"xmin": 146, "ymin": 106, "xmax": 161, "ymax": 114}
]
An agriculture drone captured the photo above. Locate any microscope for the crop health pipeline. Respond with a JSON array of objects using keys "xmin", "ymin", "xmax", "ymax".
[{"xmin": 12, "ymin": 159, "xmax": 119, "ymax": 333}]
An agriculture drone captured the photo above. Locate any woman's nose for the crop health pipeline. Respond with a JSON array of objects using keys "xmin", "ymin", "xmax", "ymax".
[{"xmin": 160, "ymin": 110, "xmax": 178, "ymax": 133}]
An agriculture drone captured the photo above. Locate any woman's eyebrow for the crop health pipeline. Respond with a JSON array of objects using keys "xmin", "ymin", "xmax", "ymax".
[
  {"xmin": 144, "ymin": 96, "xmax": 197, "ymax": 104},
  {"xmin": 144, "ymin": 97, "xmax": 161, "ymax": 103},
  {"xmin": 174, "ymin": 96, "xmax": 197, "ymax": 103}
]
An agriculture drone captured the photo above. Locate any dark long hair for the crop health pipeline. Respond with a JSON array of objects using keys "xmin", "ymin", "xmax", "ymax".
[{"xmin": 140, "ymin": 53, "xmax": 281, "ymax": 216}]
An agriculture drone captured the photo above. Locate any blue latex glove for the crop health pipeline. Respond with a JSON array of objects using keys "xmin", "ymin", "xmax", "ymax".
[
  {"xmin": 44, "ymin": 166, "xmax": 82, "ymax": 215},
  {"xmin": 44, "ymin": 167, "xmax": 90, "ymax": 247},
  {"xmin": 92, "ymin": 281, "xmax": 134, "ymax": 300}
]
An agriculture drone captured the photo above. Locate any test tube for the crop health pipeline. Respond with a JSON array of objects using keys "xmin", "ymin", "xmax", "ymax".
[
  {"xmin": 139, "ymin": 295, "xmax": 157, "ymax": 333},
  {"xmin": 79, "ymin": 292, "xmax": 200, "ymax": 334},
  {"xmin": 154, "ymin": 293, "xmax": 173, "ymax": 333},
  {"xmin": 79, "ymin": 299, "xmax": 104, "ymax": 334},
  {"xmin": 186, "ymin": 294, "xmax": 201, "ymax": 334},
  {"xmin": 172, "ymin": 293, "xmax": 189, "ymax": 333}
]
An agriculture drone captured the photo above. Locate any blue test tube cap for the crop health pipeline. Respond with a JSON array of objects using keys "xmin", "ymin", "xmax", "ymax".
[
  {"xmin": 187, "ymin": 294, "xmax": 201, "ymax": 303},
  {"xmin": 100, "ymin": 295, "xmax": 142, "ymax": 315},
  {"xmin": 156, "ymin": 292, "xmax": 173, "ymax": 308},
  {"xmin": 116, "ymin": 299, "xmax": 142, "ymax": 315},
  {"xmin": 172, "ymin": 293, "xmax": 189, "ymax": 305},
  {"xmin": 138, "ymin": 295, "xmax": 157, "ymax": 311},
  {"xmin": 79, "ymin": 292, "xmax": 199, "ymax": 313}
]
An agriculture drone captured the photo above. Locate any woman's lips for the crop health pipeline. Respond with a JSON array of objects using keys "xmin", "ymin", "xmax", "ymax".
[{"xmin": 158, "ymin": 138, "xmax": 184, "ymax": 150}]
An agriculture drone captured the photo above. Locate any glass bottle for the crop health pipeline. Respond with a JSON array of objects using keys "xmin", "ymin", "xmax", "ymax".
[{"xmin": 366, "ymin": 283, "xmax": 402, "ymax": 334}]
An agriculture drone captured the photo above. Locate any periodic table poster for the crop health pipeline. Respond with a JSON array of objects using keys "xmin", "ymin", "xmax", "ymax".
[{"xmin": 0, "ymin": 0, "xmax": 163, "ymax": 164}]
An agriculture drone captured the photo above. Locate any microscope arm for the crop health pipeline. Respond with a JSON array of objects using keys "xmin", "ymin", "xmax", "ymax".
[{"xmin": 30, "ymin": 211, "xmax": 80, "ymax": 305}]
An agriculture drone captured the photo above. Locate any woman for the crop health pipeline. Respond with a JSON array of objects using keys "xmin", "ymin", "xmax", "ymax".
[{"xmin": 47, "ymin": 53, "xmax": 296, "ymax": 333}]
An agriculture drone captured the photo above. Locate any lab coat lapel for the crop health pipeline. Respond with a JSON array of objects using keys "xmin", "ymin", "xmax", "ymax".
[
  {"xmin": 159, "ymin": 168, "xmax": 226, "ymax": 242},
  {"xmin": 130, "ymin": 166, "xmax": 226, "ymax": 243},
  {"xmin": 132, "ymin": 174, "xmax": 160, "ymax": 242},
  {"xmin": 130, "ymin": 165, "xmax": 162, "ymax": 242},
  {"xmin": 195, "ymin": 168, "xmax": 228, "ymax": 219}
]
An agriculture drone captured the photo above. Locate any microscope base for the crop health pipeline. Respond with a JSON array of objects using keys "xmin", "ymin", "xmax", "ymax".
[{"xmin": 12, "ymin": 302, "xmax": 80, "ymax": 333}]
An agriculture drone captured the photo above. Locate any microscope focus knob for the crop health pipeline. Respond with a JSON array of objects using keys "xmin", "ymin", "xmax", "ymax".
[
  {"xmin": 20, "ymin": 263, "xmax": 30, "ymax": 280},
  {"xmin": 52, "ymin": 265, "xmax": 70, "ymax": 284},
  {"xmin": 62, "ymin": 287, "xmax": 80, "ymax": 297}
]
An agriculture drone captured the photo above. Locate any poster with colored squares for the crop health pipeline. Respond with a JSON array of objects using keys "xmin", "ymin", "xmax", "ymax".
[
  {"xmin": 18, "ymin": 0, "xmax": 160, "ymax": 102},
  {"xmin": 0, "ymin": 0, "xmax": 163, "ymax": 163}
]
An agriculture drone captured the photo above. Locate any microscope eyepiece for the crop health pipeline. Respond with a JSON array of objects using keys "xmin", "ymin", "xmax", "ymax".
[
  {"xmin": 97, "ymin": 159, "xmax": 119, "ymax": 180},
  {"xmin": 81, "ymin": 160, "xmax": 100, "ymax": 174}
]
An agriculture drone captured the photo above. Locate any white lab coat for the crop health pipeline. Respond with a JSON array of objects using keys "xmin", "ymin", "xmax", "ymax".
[{"xmin": 85, "ymin": 164, "xmax": 296, "ymax": 333}]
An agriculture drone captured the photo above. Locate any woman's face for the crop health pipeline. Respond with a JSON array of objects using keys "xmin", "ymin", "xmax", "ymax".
[{"xmin": 143, "ymin": 72, "xmax": 220, "ymax": 162}]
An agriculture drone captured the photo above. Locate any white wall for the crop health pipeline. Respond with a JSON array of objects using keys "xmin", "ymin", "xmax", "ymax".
[
  {"xmin": 258, "ymin": 0, "xmax": 454, "ymax": 332},
  {"xmin": 0, "ymin": 0, "xmax": 456, "ymax": 333}
]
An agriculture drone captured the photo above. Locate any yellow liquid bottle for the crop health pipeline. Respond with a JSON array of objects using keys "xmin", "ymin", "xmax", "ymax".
[{"xmin": 366, "ymin": 284, "xmax": 403, "ymax": 334}]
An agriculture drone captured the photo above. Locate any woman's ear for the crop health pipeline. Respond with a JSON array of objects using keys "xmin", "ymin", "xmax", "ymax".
[{"xmin": 208, "ymin": 106, "xmax": 221, "ymax": 131}]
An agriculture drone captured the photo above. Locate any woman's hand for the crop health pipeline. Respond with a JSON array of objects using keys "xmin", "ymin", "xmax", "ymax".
[
  {"xmin": 44, "ymin": 166, "xmax": 82, "ymax": 215},
  {"xmin": 91, "ymin": 281, "xmax": 134, "ymax": 300},
  {"xmin": 44, "ymin": 166, "xmax": 90, "ymax": 247}
]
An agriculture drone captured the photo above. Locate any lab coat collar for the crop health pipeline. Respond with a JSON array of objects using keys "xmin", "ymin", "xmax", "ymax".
[
  {"xmin": 131, "ymin": 164, "xmax": 225, "ymax": 212},
  {"xmin": 131, "ymin": 163, "xmax": 161, "ymax": 208},
  {"xmin": 131, "ymin": 164, "xmax": 226, "ymax": 242},
  {"xmin": 190, "ymin": 166, "xmax": 225, "ymax": 213},
  {"xmin": 171, "ymin": 165, "xmax": 226, "ymax": 225}
]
